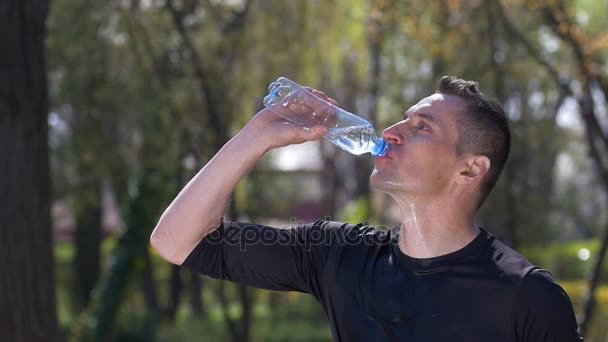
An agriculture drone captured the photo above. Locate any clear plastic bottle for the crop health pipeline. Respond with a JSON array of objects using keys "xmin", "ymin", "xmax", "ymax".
[{"xmin": 263, "ymin": 77, "xmax": 389, "ymax": 157}]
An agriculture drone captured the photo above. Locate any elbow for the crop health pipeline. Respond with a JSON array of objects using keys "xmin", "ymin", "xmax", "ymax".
[
  {"xmin": 150, "ymin": 226, "xmax": 184, "ymax": 266},
  {"xmin": 149, "ymin": 229, "xmax": 162, "ymax": 255}
]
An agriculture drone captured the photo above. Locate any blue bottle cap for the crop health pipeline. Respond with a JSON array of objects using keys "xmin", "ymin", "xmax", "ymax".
[{"xmin": 372, "ymin": 139, "xmax": 390, "ymax": 157}]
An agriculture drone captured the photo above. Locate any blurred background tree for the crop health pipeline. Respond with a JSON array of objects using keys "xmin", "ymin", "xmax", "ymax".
[
  {"xmin": 1, "ymin": 0, "xmax": 604, "ymax": 340},
  {"xmin": 1, "ymin": 1, "xmax": 59, "ymax": 341}
]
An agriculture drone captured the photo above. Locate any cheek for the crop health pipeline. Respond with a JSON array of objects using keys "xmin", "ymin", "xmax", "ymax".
[{"xmin": 406, "ymin": 145, "xmax": 456, "ymax": 177}]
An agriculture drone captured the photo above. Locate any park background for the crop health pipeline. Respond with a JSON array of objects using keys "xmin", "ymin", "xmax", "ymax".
[{"xmin": 3, "ymin": 0, "xmax": 608, "ymax": 341}]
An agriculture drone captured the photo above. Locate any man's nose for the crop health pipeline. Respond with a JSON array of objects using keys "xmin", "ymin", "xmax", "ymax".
[{"xmin": 382, "ymin": 126, "xmax": 404, "ymax": 144}]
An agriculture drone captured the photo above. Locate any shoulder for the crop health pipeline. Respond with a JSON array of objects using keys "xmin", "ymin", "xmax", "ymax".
[
  {"xmin": 483, "ymin": 232, "xmax": 537, "ymax": 284},
  {"xmin": 515, "ymin": 268, "xmax": 570, "ymax": 308},
  {"xmin": 511, "ymin": 269, "xmax": 584, "ymax": 341}
]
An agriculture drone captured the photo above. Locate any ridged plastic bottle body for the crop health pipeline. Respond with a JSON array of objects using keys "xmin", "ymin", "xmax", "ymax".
[{"xmin": 263, "ymin": 77, "xmax": 389, "ymax": 157}]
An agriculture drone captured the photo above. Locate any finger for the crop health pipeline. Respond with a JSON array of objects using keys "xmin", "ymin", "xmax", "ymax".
[
  {"xmin": 311, "ymin": 89, "xmax": 328, "ymax": 99},
  {"xmin": 326, "ymin": 97, "xmax": 339, "ymax": 107},
  {"xmin": 313, "ymin": 125, "xmax": 329, "ymax": 136},
  {"xmin": 290, "ymin": 88, "xmax": 338, "ymax": 126},
  {"xmin": 311, "ymin": 91, "xmax": 340, "ymax": 109},
  {"xmin": 302, "ymin": 125, "xmax": 328, "ymax": 140},
  {"xmin": 295, "ymin": 89, "xmax": 331, "ymax": 114},
  {"xmin": 288, "ymin": 103, "xmax": 312, "ymax": 114},
  {"xmin": 303, "ymin": 86, "xmax": 329, "ymax": 100}
]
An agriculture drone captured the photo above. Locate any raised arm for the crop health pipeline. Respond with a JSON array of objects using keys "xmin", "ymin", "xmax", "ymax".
[{"xmin": 150, "ymin": 103, "xmax": 329, "ymax": 265}]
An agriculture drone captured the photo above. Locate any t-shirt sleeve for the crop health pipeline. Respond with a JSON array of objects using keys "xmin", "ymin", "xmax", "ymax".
[
  {"xmin": 512, "ymin": 269, "xmax": 584, "ymax": 341},
  {"xmin": 180, "ymin": 219, "xmax": 345, "ymax": 300}
]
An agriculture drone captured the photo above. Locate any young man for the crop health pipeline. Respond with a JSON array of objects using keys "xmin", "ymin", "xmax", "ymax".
[{"xmin": 151, "ymin": 76, "xmax": 584, "ymax": 341}]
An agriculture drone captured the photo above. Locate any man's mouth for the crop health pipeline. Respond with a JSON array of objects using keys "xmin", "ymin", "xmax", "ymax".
[{"xmin": 375, "ymin": 153, "xmax": 392, "ymax": 161}]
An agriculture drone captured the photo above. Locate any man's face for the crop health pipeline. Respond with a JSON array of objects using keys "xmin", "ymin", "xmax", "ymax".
[{"xmin": 371, "ymin": 93, "xmax": 467, "ymax": 198}]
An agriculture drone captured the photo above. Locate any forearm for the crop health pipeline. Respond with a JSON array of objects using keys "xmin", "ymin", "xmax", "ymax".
[{"xmin": 150, "ymin": 127, "xmax": 267, "ymax": 265}]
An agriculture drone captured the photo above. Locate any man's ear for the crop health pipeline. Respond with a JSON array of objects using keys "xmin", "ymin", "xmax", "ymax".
[{"xmin": 457, "ymin": 155, "xmax": 491, "ymax": 184}]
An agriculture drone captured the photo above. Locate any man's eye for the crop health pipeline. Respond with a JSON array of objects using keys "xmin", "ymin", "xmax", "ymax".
[{"xmin": 417, "ymin": 122, "xmax": 430, "ymax": 131}]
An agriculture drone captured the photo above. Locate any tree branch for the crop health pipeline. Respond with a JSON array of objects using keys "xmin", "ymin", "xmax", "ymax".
[
  {"xmin": 222, "ymin": 0, "xmax": 251, "ymax": 74},
  {"xmin": 540, "ymin": 1, "xmax": 608, "ymax": 148},
  {"xmin": 222, "ymin": 0, "xmax": 251, "ymax": 34},
  {"xmin": 541, "ymin": 3, "xmax": 593, "ymax": 81},
  {"xmin": 496, "ymin": 0, "xmax": 571, "ymax": 96},
  {"xmin": 165, "ymin": 0, "xmax": 225, "ymax": 137}
]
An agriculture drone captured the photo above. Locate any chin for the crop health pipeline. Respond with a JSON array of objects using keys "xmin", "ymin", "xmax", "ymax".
[
  {"xmin": 371, "ymin": 173, "xmax": 404, "ymax": 193},
  {"xmin": 370, "ymin": 170, "xmax": 383, "ymax": 190}
]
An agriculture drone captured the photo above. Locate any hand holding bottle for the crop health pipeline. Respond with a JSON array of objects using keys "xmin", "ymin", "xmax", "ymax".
[
  {"xmin": 264, "ymin": 83, "xmax": 340, "ymax": 128},
  {"xmin": 263, "ymin": 77, "xmax": 389, "ymax": 157},
  {"xmin": 243, "ymin": 87, "xmax": 337, "ymax": 152}
]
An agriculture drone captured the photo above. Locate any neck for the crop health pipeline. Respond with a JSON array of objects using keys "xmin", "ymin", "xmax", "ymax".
[{"xmin": 394, "ymin": 196, "xmax": 480, "ymax": 259}]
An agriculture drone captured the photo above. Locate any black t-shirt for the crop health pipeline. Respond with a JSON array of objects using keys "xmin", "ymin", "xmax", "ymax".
[{"xmin": 182, "ymin": 220, "xmax": 584, "ymax": 341}]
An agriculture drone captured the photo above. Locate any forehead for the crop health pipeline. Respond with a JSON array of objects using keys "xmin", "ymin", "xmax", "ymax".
[{"xmin": 405, "ymin": 93, "xmax": 467, "ymax": 120}]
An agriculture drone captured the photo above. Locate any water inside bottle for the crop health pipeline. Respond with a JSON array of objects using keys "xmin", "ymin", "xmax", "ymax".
[{"xmin": 325, "ymin": 124, "xmax": 378, "ymax": 155}]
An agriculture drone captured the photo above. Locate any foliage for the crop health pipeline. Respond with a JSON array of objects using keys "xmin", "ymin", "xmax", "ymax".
[
  {"xmin": 522, "ymin": 239, "xmax": 608, "ymax": 281},
  {"xmin": 56, "ymin": 241, "xmax": 332, "ymax": 341},
  {"xmin": 341, "ymin": 197, "xmax": 371, "ymax": 224},
  {"xmin": 45, "ymin": 0, "xmax": 608, "ymax": 340},
  {"xmin": 562, "ymin": 281, "xmax": 608, "ymax": 339}
]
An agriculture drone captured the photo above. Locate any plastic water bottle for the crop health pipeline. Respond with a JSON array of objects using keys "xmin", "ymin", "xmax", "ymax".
[{"xmin": 263, "ymin": 77, "xmax": 389, "ymax": 157}]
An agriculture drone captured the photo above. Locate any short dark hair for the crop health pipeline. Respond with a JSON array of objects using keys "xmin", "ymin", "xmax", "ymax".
[{"xmin": 435, "ymin": 76, "xmax": 511, "ymax": 208}]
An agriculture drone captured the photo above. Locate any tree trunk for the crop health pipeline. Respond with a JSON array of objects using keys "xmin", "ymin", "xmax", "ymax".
[
  {"xmin": 576, "ymin": 89, "xmax": 608, "ymax": 336},
  {"xmin": 341, "ymin": 56, "xmax": 372, "ymax": 218},
  {"xmin": 216, "ymin": 281, "xmax": 241, "ymax": 342},
  {"xmin": 74, "ymin": 188, "xmax": 102, "ymax": 309},
  {"xmin": 238, "ymin": 284, "xmax": 252, "ymax": 342},
  {"xmin": 140, "ymin": 246, "xmax": 161, "ymax": 314},
  {"xmin": 125, "ymin": 2, "xmax": 211, "ymax": 324},
  {"xmin": 580, "ymin": 221, "xmax": 608, "ymax": 335},
  {"xmin": 485, "ymin": 0, "xmax": 520, "ymax": 249},
  {"xmin": 68, "ymin": 168, "xmax": 166, "ymax": 341},
  {"xmin": 0, "ymin": 1, "xmax": 59, "ymax": 341},
  {"xmin": 165, "ymin": 2, "xmax": 254, "ymax": 340},
  {"xmin": 353, "ymin": 3, "xmax": 386, "ymax": 220},
  {"xmin": 166, "ymin": 265, "xmax": 183, "ymax": 321},
  {"xmin": 187, "ymin": 272, "xmax": 205, "ymax": 318}
]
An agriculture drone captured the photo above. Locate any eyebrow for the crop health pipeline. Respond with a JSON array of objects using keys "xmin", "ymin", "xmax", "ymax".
[{"xmin": 403, "ymin": 112, "xmax": 441, "ymax": 127}]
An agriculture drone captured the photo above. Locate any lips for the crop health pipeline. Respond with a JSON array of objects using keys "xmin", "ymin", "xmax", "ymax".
[
  {"xmin": 375, "ymin": 153, "xmax": 392, "ymax": 161},
  {"xmin": 376, "ymin": 149, "xmax": 395, "ymax": 165}
]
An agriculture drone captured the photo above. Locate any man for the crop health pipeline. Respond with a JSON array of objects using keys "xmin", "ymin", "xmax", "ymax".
[{"xmin": 150, "ymin": 76, "xmax": 584, "ymax": 341}]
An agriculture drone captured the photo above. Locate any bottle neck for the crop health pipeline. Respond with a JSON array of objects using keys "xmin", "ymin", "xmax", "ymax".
[{"xmin": 371, "ymin": 138, "xmax": 389, "ymax": 157}]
